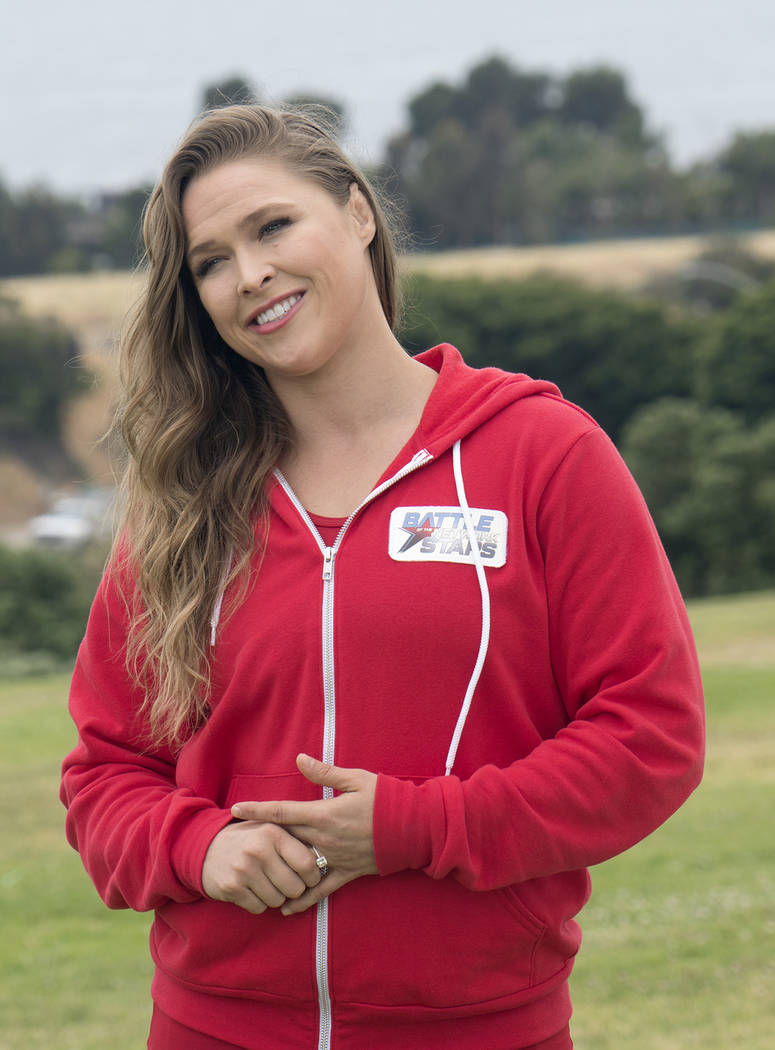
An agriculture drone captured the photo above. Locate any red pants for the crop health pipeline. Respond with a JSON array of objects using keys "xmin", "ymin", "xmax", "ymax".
[{"xmin": 148, "ymin": 1005, "xmax": 572, "ymax": 1049}]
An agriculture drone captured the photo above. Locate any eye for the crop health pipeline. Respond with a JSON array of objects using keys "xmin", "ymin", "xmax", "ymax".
[
  {"xmin": 260, "ymin": 217, "xmax": 291, "ymax": 238},
  {"xmin": 193, "ymin": 256, "xmax": 223, "ymax": 280}
]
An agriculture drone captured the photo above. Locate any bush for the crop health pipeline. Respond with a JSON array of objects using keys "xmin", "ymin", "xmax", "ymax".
[
  {"xmin": 697, "ymin": 277, "xmax": 775, "ymax": 424},
  {"xmin": 400, "ymin": 272, "xmax": 698, "ymax": 443},
  {"xmin": 0, "ymin": 297, "xmax": 85, "ymax": 438},
  {"xmin": 397, "ymin": 270, "xmax": 775, "ymax": 598},
  {"xmin": 0, "ymin": 545, "xmax": 103, "ymax": 668},
  {"xmin": 621, "ymin": 400, "xmax": 775, "ymax": 595}
]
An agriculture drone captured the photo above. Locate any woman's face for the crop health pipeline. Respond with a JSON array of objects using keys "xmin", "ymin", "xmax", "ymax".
[{"xmin": 182, "ymin": 156, "xmax": 378, "ymax": 386}]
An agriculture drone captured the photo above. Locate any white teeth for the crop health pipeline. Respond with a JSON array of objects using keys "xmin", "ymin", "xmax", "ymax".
[{"xmin": 255, "ymin": 294, "xmax": 300, "ymax": 327}]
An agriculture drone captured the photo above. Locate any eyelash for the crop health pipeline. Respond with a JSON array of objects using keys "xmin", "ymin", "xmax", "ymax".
[
  {"xmin": 194, "ymin": 217, "xmax": 291, "ymax": 280},
  {"xmin": 195, "ymin": 257, "xmax": 221, "ymax": 279},
  {"xmin": 261, "ymin": 216, "xmax": 291, "ymax": 238}
]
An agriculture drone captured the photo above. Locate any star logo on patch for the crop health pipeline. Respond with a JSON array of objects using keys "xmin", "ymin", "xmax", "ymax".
[{"xmin": 398, "ymin": 522, "xmax": 437, "ymax": 552}]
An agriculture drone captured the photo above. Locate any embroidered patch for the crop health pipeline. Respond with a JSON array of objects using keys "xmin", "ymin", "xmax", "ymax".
[{"xmin": 389, "ymin": 506, "xmax": 508, "ymax": 566}]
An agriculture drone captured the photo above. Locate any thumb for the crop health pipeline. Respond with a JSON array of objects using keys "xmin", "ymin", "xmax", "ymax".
[{"xmin": 296, "ymin": 753, "xmax": 358, "ymax": 792}]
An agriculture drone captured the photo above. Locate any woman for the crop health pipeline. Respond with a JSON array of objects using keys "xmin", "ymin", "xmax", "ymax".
[{"xmin": 61, "ymin": 104, "xmax": 705, "ymax": 1050}]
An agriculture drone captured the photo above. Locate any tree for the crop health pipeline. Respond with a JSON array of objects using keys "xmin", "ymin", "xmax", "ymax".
[
  {"xmin": 407, "ymin": 56, "xmax": 553, "ymax": 138},
  {"xmin": 283, "ymin": 94, "xmax": 347, "ymax": 138},
  {"xmin": 408, "ymin": 80, "xmax": 460, "ymax": 138},
  {"xmin": 0, "ymin": 297, "xmax": 85, "ymax": 438},
  {"xmin": 717, "ymin": 129, "xmax": 775, "ymax": 224},
  {"xmin": 384, "ymin": 54, "xmax": 674, "ymax": 247},
  {"xmin": 460, "ymin": 55, "xmax": 552, "ymax": 129},
  {"xmin": 406, "ymin": 111, "xmax": 525, "ymax": 247},
  {"xmin": 0, "ymin": 175, "xmax": 85, "ymax": 277},
  {"xmin": 97, "ymin": 185, "xmax": 152, "ymax": 269},
  {"xmin": 559, "ymin": 66, "xmax": 647, "ymax": 146},
  {"xmin": 680, "ymin": 128, "xmax": 775, "ymax": 229},
  {"xmin": 529, "ymin": 125, "xmax": 676, "ymax": 239},
  {"xmin": 201, "ymin": 75, "xmax": 256, "ymax": 111}
]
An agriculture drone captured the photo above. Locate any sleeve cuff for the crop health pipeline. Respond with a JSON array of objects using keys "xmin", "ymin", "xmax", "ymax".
[
  {"xmin": 169, "ymin": 805, "xmax": 237, "ymax": 896},
  {"xmin": 373, "ymin": 773, "xmax": 439, "ymax": 876}
]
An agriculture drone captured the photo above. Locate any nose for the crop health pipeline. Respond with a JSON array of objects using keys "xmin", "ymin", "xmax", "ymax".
[{"xmin": 236, "ymin": 250, "xmax": 276, "ymax": 296}]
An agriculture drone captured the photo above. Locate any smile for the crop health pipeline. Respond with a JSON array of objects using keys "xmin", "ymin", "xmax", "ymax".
[{"xmin": 253, "ymin": 293, "xmax": 303, "ymax": 327}]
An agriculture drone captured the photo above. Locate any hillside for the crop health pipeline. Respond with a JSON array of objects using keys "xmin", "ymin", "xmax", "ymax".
[
  {"xmin": 0, "ymin": 272, "xmax": 143, "ymax": 529},
  {"xmin": 2, "ymin": 229, "xmax": 775, "ymax": 530},
  {"xmin": 5, "ymin": 229, "xmax": 775, "ymax": 331}
]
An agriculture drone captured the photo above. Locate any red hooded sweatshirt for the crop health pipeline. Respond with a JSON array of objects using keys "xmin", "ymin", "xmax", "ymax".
[{"xmin": 61, "ymin": 345, "xmax": 704, "ymax": 1050}]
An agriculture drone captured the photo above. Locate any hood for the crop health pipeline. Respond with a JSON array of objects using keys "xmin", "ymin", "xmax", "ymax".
[{"xmin": 412, "ymin": 344, "xmax": 562, "ymax": 461}]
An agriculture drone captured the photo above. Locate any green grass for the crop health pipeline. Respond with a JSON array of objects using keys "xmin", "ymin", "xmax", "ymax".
[
  {"xmin": 571, "ymin": 665, "xmax": 774, "ymax": 1048},
  {"xmin": 0, "ymin": 676, "xmax": 152, "ymax": 1050},
  {"xmin": 1, "ymin": 592, "xmax": 773, "ymax": 1049},
  {"xmin": 570, "ymin": 592, "xmax": 775, "ymax": 1049}
]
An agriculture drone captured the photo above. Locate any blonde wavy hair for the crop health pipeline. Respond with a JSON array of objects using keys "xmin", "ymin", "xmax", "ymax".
[{"xmin": 115, "ymin": 104, "xmax": 403, "ymax": 749}]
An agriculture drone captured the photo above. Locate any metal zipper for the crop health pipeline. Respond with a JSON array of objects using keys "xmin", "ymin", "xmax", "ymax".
[{"xmin": 273, "ymin": 447, "xmax": 433, "ymax": 1050}]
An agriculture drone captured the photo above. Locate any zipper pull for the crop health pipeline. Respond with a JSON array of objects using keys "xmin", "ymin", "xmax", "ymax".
[{"xmin": 322, "ymin": 546, "xmax": 334, "ymax": 581}]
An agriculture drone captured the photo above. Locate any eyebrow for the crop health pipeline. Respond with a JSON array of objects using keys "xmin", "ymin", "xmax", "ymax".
[{"xmin": 186, "ymin": 202, "xmax": 292, "ymax": 265}]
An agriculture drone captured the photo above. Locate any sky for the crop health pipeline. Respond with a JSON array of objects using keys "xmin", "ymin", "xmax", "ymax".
[{"xmin": 5, "ymin": 0, "xmax": 775, "ymax": 197}]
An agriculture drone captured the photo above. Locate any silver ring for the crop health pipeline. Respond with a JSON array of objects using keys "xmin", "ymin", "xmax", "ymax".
[{"xmin": 311, "ymin": 845, "xmax": 329, "ymax": 877}]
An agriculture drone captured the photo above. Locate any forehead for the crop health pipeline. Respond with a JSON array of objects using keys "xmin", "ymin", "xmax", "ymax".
[{"xmin": 182, "ymin": 156, "xmax": 331, "ymax": 234}]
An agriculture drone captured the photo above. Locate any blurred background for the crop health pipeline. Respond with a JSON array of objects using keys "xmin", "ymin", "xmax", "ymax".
[
  {"xmin": 0, "ymin": 3, "xmax": 773, "ymax": 1047},
  {"xmin": 3, "ymin": 0, "xmax": 775, "ymax": 641}
]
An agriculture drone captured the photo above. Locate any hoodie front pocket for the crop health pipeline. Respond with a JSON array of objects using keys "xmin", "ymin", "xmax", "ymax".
[
  {"xmin": 330, "ymin": 868, "xmax": 551, "ymax": 1010},
  {"xmin": 153, "ymin": 771, "xmax": 319, "ymax": 1000},
  {"xmin": 225, "ymin": 770, "xmax": 322, "ymax": 808}
]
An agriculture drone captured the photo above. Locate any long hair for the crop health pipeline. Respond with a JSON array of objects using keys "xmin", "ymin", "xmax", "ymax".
[{"xmin": 115, "ymin": 104, "xmax": 403, "ymax": 749}]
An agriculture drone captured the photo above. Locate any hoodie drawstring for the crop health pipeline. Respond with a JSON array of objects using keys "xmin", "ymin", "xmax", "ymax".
[
  {"xmin": 210, "ymin": 553, "xmax": 232, "ymax": 646},
  {"xmin": 445, "ymin": 439, "xmax": 492, "ymax": 777}
]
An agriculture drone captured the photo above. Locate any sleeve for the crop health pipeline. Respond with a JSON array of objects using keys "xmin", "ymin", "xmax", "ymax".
[
  {"xmin": 373, "ymin": 426, "xmax": 705, "ymax": 889},
  {"xmin": 60, "ymin": 566, "xmax": 235, "ymax": 912}
]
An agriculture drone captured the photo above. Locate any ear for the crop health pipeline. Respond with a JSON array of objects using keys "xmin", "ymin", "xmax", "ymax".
[{"xmin": 347, "ymin": 182, "xmax": 376, "ymax": 247}]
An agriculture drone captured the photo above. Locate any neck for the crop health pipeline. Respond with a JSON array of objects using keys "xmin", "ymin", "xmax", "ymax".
[
  {"xmin": 268, "ymin": 323, "xmax": 438, "ymax": 516},
  {"xmin": 269, "ymin": 329, "xmax": 436, "ymax": 455}
]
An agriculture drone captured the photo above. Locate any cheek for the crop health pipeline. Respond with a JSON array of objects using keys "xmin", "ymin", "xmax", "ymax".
[{"xmin": 197, "ymin": 282, "xmax": 232, "ymax": 329}]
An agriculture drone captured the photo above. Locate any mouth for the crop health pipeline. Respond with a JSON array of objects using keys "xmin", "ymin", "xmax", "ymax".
[{"xmin": 247, "ymin": 291, "xmax": 305, "ymax": 332}]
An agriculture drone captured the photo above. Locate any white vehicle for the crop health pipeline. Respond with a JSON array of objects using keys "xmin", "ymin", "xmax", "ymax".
[{"xmin": 29, "ymin": 491, "xmax": 113, "ymax": 549}]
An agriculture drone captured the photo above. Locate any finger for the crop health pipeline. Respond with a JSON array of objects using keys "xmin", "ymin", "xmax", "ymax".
[
  {"xmin": 231, "ymin": 799, "xmax": 324, "ymax": 826},
  {"xmin": 281, "ymin": 870, "xmax": 350, "ymax": 917},
  {"xmin": 276, "ymin": 834, "xmax": 326, "ymax": 891},
  {"xmin": 296, "ymin": 753, "xmax": 364, "ymax": 792},
  {"xmin": 217, "ymin": 880, "xmax": 274, "ymax": 916},
  {"xmin": 240, "ymin": 888, "xmax": 271, "ymax": 915},
  {"xmin": 251, "ymin": 830, "xmax": 325, "ymax": 901},
  {"xmin": 230, "ymin": 758, "xmax": 371, "ymax": 824},
  {"xmin": 248, "ymin": 867, "xmax": 296, "ymax": 909}
]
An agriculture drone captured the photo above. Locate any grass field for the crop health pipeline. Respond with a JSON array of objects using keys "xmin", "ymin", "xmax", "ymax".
[{"xmin": 0, "ymin": 591, "xmax": 773, "ymax": 1049}]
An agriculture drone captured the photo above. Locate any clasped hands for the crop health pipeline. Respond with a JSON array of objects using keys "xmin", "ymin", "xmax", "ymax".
[{"xmin": 201, "ymin": 753, "xmax": 378, "ymax": 916}]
